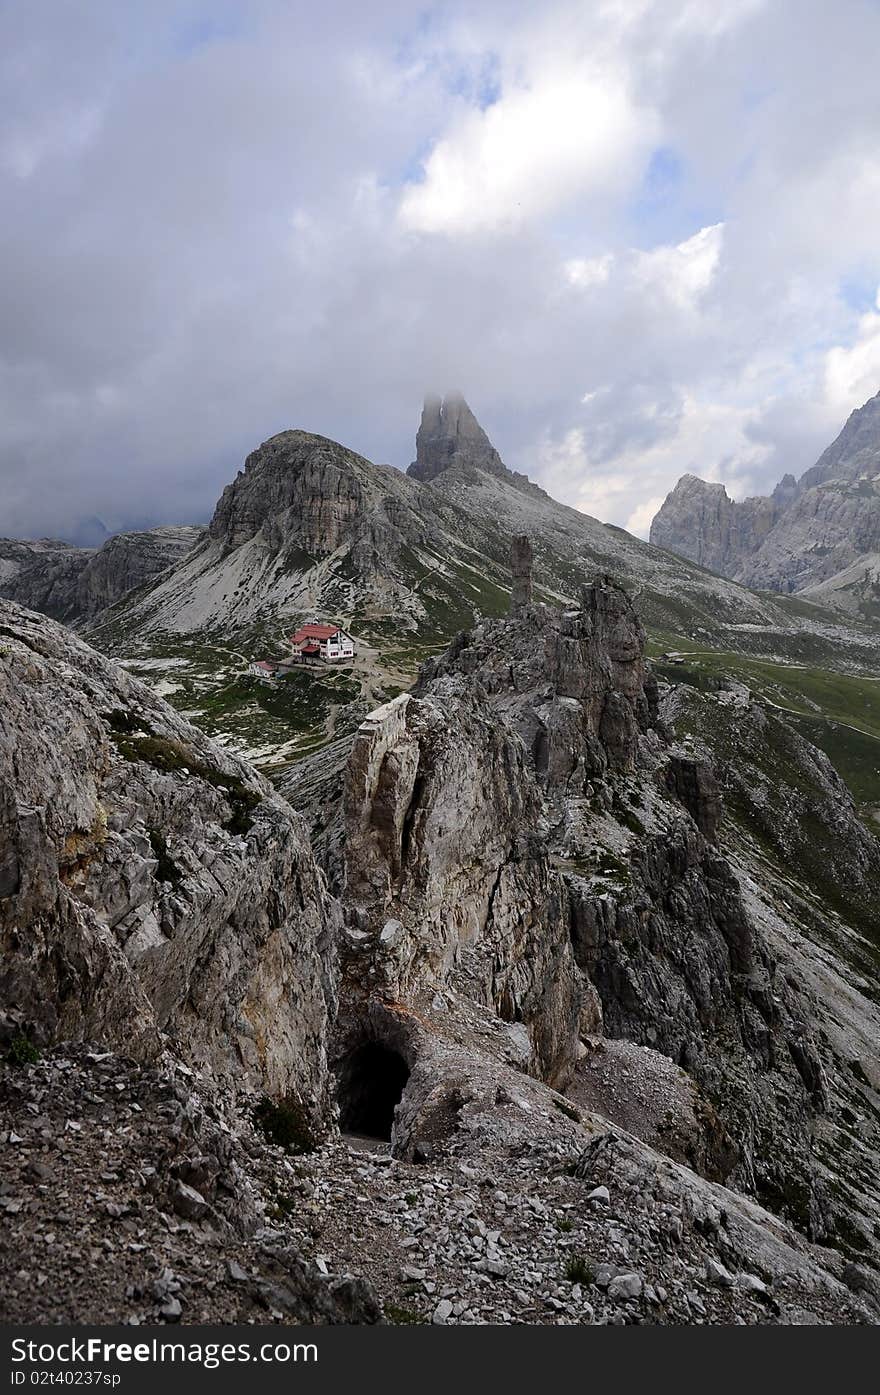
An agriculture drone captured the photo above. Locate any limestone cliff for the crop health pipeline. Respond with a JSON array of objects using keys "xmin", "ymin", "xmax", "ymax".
[
  {"xmin": 0, "ymin": 599, "xmax": 336, "ymax": 1135},
  {"xmin": 649, "ymin": 474, "xmax": 789, "ymax": 576},
  {"xmin": 0, "ymin": 526, "xmax": 200, "ymax": 624},
  {"xmin": 650, "ymin": 388, "xmax": 880, "ymax": 597}
]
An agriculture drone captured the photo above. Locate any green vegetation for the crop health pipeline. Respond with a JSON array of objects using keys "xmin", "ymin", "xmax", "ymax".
[
  {"xmin": 564, "ymin": 1256, "xmax": 593, "ymax": 1284},
  {"xmin": 5, "ymin": 1032, "xmax": 40, "ymax": 1067},
  {"xmin": 384, "ymin": 1303, "xmax": 424, "ymax": 1325},
  {"xmin": 108, "ymin": 726, "xmax": 261, "ymax": 835},
  {"xmin": 655, "ymin": 649, "xmax": 880, "ymax": 810},
  {"xmin": 253, "ymin": 1095, "xmax": 317, "ymax": 1154}
]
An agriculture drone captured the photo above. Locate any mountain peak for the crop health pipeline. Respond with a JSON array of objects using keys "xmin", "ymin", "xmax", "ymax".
[
  {"xmin": 407, "ymin": 391, "xmax": 507, "ymax": 483},
  {"xmin": 650, "ymin": 384, "xmax": 880, "ymax": 592}
]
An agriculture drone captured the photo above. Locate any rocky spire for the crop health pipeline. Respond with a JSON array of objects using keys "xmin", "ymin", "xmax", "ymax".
[
  {"xmin": 510, "ymin": 534, "xmax": 533, "ymax": 613},
  {"xmin": 407, "ymin": 391, "xmax": 508, "ymax": 483}
]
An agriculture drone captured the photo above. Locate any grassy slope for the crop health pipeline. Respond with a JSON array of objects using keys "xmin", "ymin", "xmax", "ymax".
[{"xmin": 651, "ymin": 643, "xmax": 880, "ymax": 809}]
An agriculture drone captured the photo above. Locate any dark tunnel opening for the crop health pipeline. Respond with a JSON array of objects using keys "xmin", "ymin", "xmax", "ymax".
[{"xmin": 337, "ymin": 1042, "xmax": 410, "ymax": 1141}]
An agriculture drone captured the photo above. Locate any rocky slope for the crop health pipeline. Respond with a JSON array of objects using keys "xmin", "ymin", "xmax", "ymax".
[
  {"xmin": 323, "ymin": 567, "xmax": 847, "ymax": 1240},
  {"xmin": 90, "ymin": 396, "xmax": 877, "ymax": 649},
  {"xmin": 0, "ymin": 598, "xmax": 335, "ymax": 1129},
  {"xmin": 0, "ymin": 526, "xmax": 200, "ymax": 623},
  {"xmin": 658, "ymin": 674, "xmax": 880, "ymax": 1259},
  {"xmin": 2, "ymin": 577, "xmax": 879, "ymax": 1325},
  {"xmin": 650, "ymin": 389, "xmax": 880, "ymax": 600}
]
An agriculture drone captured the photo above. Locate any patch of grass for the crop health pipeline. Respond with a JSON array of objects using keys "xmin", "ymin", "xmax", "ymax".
[
  {"xmin": 384, "ymin": 1303, "xmax": 424, "ymax": 1325},
  {"xmin": 557, "ymin": 1218, "xmax": 574, "ymax": 1233},
  {"xmin": 564, "ymin": 1256, "xmax": 593, "ymax": 1284},
  {"xmin": 109, "ymin": 727, "xmax": 261, "ymax": 835},
  {"xmin": 5, "ymin": 1032, "xmax": 39, "ymax": 1067}
]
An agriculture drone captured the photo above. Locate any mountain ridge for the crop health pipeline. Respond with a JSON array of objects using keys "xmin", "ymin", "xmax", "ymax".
[{"xmin": 650, "ymin": 388, "xmax": 880, "ymax": 601}]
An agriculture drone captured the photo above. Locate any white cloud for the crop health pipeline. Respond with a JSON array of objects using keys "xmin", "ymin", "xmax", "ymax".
[
  {"xmin": 534, "ymin": 395, "xmax": 774, "ymax": 537},
  {"xmin": 823, "ymin": 287, "xmax": 880, "ymax": 419},
  {"xmin": 565, "ymin": 253, "xmax": 614, "ymax": 289},
  {"xmin": 399, "ymin": 61, "xmax": 655, "ymax": 235},
  {"xmin": 565, "ymin": 223, "xmax": 724, "ymax": 311},
  {"xmin": 632, "ymin": 222, "xmax": 724, "ymax": 310}
]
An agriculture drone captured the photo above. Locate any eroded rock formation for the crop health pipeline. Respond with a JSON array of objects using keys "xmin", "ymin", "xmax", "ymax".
[
  {"xmin": 334, "ymin": 563, "xmax": 828, "ymax": 1234},
  {"xmin": 407, "ymin": 391, "xmax": 544, "ymax": 496},
  {"xmin": 0, "ymin": 599, "xmax": 336, "ymax": 1134}
]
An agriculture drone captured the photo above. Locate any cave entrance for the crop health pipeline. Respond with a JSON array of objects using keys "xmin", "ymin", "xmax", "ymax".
[{"xmin": 337, "ymin": 1042, "xmax": 410, "ymax": 1141}]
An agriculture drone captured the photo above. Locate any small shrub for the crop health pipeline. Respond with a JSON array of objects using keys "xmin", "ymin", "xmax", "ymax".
[
  {"xmin": 253, "ymin": 1095, "xmax": 316, "ymax": 1154},
  {"xmin": 6, "ymin": 1032, "xmax": 39, "ymax": 1067},
  {"xmin": 148, "ymin": 828, "xmax": 182, "ymax": 886},
  {"xmin": 565, "ymin": 1256, "xmax": 593, "ymax": 1285},
  {"xmin": 384, "ymin": 1303, "xmax": 423, "ymax": 1325},
  {"xmin": 269, "ymin": 1191, "xmax": 297, "ymax": 1220},
  {"xmin": 557, "ymin": 1218, "xmax": 574, "ymax": 1233}
]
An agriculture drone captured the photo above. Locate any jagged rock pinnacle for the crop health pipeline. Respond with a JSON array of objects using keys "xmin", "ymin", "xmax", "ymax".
[
  {"xmin": 407, "ymin": 391, "xmax": 508, "ymax": 483},
  {"xmin": 510, "ymin": 534, "xmax": 533, "ymax": 613}
]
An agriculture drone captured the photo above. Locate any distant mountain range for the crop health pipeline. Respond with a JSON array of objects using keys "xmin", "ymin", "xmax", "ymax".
[
  {"xmin": 0, "ymin": 526, "xmax": 202, "ymax": 623},
  {"xmin": 3, "ymin": 391, "xmax": 880, "ymax": 771},
  {"xmin": 651, "ymin": 388, "xmax": 880, "ymax": 615},
  {"xmin": 61, "ymin": 390, "xmax": 880, "ymax": 654}
]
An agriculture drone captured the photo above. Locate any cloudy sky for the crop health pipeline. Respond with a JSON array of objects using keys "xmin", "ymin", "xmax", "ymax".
[{"xmin": 2, "ymin": 0, "xmax": 880, "ymax": 542}]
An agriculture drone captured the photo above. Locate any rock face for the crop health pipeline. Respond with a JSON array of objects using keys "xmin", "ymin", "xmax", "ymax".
[
  {"xmin": 2, "ymin": 575, "xmax": 879, "ymax": 1323},
  {"xmin": 0, "ymin": 600, "xmax": 336, "ymax": 1134},
  {"xmin": 660, "ymin": 676, "xmax": 880, "ymax": 1259},
  {"xmin": 207, "ymin": 431, "xmax": 418, "ymax": 558},
  {"xmin": 342, "ymin": 688, "xmax": 581, "ymax": 1085},
  {"xmin": 650, "ymin": 475, "xmax": 788, "ymax": 576},
  {"xmin": 650, "ymin": 388, "xmax": 880, "ymax": 597},
  {"xmin": 510, "ymin": 533, "xmax": 533, "ymax": 613},
  {"xmin": 740, "ymin": 475, "xmax": 880, "ymax": 593},
  {"xmin": 0, "ymin": 526, "xmax": 200, "ymax": 624}
]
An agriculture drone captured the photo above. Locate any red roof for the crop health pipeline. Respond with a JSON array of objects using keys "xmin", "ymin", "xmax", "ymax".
[
  {"xmin": 299, "ymin": 643, "xmax": 320, "ymax": 655},
  {"xmin": 291, "ymin": 622, "xmax": 339, "ymax": 644},
  {"xmin": 254, "ymin": 660, "xmax": 275, "ymax": 672}
]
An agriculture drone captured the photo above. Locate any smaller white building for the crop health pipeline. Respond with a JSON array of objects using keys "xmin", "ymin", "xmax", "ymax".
[{"xmin": 249, "ymin": 659, "xmax": 278, "ymax": 683}]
